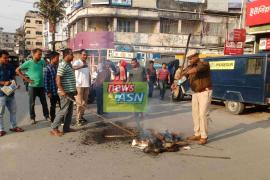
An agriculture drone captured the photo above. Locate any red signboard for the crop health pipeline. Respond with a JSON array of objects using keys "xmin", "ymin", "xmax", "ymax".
[
  {"xmin": 259, "ymin": 38, "xmax": 270, "ymax": 50},
  {"xmin": 228, "ymin": 29, "xmax": 246, "ymax": 42},
  {"xmin": 246, "ymin": 0, "xmax": 270, "ymax": 26},
  {"xmin": 224, "ymin": 41, "xmax": 244, "ymax": 55}
]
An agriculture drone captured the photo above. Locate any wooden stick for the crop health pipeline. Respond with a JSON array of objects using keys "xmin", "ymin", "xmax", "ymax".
[
  {"xmin": 95, "ymin": 113, "xmax": 136, "ymax": 137},
  {"xmin": 180, "ymin": 33, "xmax": 192, "ymax": 75},
  {"xmin": 179, "ymin": 153, "xmax": 231, "ymax": 160}
]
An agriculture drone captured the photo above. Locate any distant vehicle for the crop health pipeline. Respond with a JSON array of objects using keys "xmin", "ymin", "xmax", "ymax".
[{"xmin": 176, "ymin": 53, "xmax": 270, "ymax": 114}]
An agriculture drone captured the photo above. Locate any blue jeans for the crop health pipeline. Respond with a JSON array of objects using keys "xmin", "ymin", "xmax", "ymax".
[
  {"xmin": 159, "ymin": 80, "xmax": 167, "ymax": 99},
  {"xmin": 0, "ymin": 96, "xmax": 17, "ymax": 131},
  {"xmin": 95, "ymin": 85, "xmax": 103, "ymax": 115},
  {"xmin": 148, "ymin": 81, "xmax": 155, "ymax": 97}
]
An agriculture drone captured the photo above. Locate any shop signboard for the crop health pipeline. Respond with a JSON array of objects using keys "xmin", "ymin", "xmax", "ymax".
[
  {"xmin": 227, "ymin": 29, "xmax": 246, "ymax": 42},
  {"xmin": 246, "ymin": 0, "xmax": 270, "ymax": 26},
  {"xmin": 91, "ymin": 0, "xmax": 109, "ymax": 5},
  {"xmin": 224, "ymin": 41, "xmax": 244, "ymax": 55},
  {"xmin": 259, "ymin": 38, "xmax": 270, "ymax": 50},
  {"xmin": 111, "ymin": 0, "xmax": 132, "ymax": 6}
]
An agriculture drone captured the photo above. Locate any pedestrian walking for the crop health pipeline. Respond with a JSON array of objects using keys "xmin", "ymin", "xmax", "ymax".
[
  {"xmin": 146, "ymin": 60, "xmax": 157, "ymax": 98},
  {"xmin": 0, "ymin": 50, "xmax": 24, "ymax": 137},
  {"xmin": 95, "ymin": 61, "xmax": 111, "ymax": 115},
  {"xmin": 44, "ymin": 51, "xmax": 60, "ymax": 122},
  {"xmin": 16, "ymin": 48, "xmax": 49, "ymax": 124},
  {"xmin": 184, "ymin": 50, "xmax": 212, "ymax": 145},
  {"xmin": 50, "ymin": 48, "xmax": 77, "ymax": 136},
  {"xmin": 157, "ymin": 63, "xmax": 170, "ymax": 100},
  {"xmin": 72, "ymin": 49, "xmax": 90, "ymax": 126}
]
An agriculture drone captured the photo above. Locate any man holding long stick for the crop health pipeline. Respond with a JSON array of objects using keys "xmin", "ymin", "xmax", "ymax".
[{"xmin": 184, "ymin": 50, "xmax": 212, "ymax": 145}]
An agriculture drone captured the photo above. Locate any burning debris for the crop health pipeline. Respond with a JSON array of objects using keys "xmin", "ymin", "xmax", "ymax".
[{"xmin": 132, "ymin": 129, "xmax": 189, "ymax": 154}]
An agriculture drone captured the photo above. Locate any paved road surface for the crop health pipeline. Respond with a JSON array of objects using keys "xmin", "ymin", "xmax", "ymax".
[{"xmin": 0, "ymin": 80, "xmax": 270, "ymax": 180}]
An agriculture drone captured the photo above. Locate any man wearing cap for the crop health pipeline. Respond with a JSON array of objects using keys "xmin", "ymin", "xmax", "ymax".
[{"xmin": 184, "ymin": 50, "xmax": 212, "ymax": 145}]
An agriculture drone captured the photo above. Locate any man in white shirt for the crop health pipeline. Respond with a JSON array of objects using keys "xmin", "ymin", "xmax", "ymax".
[{"xmin": 72, "ymin": 49, "xmax": 90, "ymax": 126}]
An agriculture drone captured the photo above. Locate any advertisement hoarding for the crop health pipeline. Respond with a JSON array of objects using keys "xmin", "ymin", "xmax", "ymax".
[
  {"xmin": 111, "ymin": 0, "xmax": 132, "ymax": 6},
  {"xmin": 246, "ymin": 0, "xmax": 270, "ymax": 26},
  {"xmin": 68, "ymin": 32, "xmax": 114, "ymax": 50}
]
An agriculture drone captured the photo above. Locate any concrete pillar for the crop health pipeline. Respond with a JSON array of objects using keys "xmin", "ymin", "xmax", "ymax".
[
  {"xmin": 155, "ymin": 21, "xmax": 160, "ymax": 33},
  {"xmin": 113, "ymin": 17, "xmax": 117, "ymax": 32},
  {"xmin": 74, "ymin": 22, "xmax": 78, "ymax": 35},
  {"xmin": 178, "ymin": 20, "xmax": 182, "ymax": 34},
  {"xmin": 135, "ymin": 20, "xmax": 139, "ymax": 33},
  {"xmin": 84, "ymin": 18, "xmax": 88, "ymax": 32}
]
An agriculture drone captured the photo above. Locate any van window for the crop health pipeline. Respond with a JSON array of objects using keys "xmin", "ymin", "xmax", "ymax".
[{"xmin": 246, "ymin": 58, "xmax": 263, "ymax": 75}]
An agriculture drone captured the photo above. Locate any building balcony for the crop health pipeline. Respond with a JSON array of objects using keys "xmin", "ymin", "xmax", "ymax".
[{"xmin": 69, "ymin": 31, "xmax": 223, "ymax": 53}]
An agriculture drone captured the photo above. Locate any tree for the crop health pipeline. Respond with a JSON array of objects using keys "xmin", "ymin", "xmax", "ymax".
[{"xmin": 37, "ymin": 0, "xmax": 65, "ymax": 51}]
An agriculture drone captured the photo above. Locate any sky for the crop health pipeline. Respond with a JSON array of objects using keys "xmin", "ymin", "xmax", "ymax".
[
  {"xmin": 0, "ymin": 0, "xmax": 36, "ymax": 33},
  {"xmin": 1, "ymin": 0, "xmax": 242, "ymax": 33}
]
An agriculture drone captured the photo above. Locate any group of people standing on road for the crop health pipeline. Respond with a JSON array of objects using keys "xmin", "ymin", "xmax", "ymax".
[{"xmin": 0, "ymin": 48, "xmax": 212, "ymax": 145}]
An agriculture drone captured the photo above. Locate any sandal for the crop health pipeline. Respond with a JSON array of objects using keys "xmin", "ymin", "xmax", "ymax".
[
  {"xmin": 10, "ymin": 127, "xmax": 24, "ymax": 133},
  {"xmin": 0, "ymin": 131, "xmax": 7, "ymax": 137},
  {"xmin": 50, "ymin": 129, "xmax": 63, "ymax": 137}
]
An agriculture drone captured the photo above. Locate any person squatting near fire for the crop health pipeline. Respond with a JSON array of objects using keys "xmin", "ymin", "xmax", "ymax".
[
  {"xmin": 72, "ymin": 49, "xmax": 91, "ymax": 126},
  {"xmin": 157, "ymin": 63, "xmax": 170, "ymax": 100},
  {"xmin": 0, "ymin": 50, "xmax": 24, "ymax": 137},
  {"xmin": 44, "ymin": 51, "xmax": 61, "ymax": 122},
  {"xmin": 181, "ymin": 50, "xmax": 212, "ymax": 145},
  {"xmin": 50, "ymin": 48, "xmax": 77, "ymax": 137},
  {"xmin": 16, "ymin": 48, "xmax": 50, "ymax": 124}
]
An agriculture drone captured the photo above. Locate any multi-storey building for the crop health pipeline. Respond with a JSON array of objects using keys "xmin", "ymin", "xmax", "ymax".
[
  {"xmin": 66, "ymin": 0, "xmax": 241, "ymax": 63},
  {"xmin": 23, "ymin": 11, "xmax": 44, "ymax": 56},
  {"xmin": 0, "ymin": 27, "xmax": 16, "ymax": 52},
  {"xmin": 43, "ymin": 19, "xmax": 69, "ymax": 51}
]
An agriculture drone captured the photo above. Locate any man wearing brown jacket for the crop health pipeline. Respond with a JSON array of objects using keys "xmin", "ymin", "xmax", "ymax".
[{"xmin": 184, "ymin": 50, "xmax": 212, "ymax": 145}]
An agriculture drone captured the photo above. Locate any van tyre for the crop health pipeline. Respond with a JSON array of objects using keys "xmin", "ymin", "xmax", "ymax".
[{"xmin": 225, "ymin": 101, "xmax": 245, "ymax": 115}]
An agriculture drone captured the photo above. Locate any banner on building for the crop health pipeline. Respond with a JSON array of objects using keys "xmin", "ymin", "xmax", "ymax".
[
  {"xmin": 227, "ymin": 29, "xmax": 246, "ymax": 42},
  {"xmin": 224, "ymin": 41, "xmax": 244, "ymax": 55},
  {"xmin": 111, "ymin": 0, "xmax": 132, "ymax": 6},
  {"xmin": 91, "ymin": 0, "xmax": 109, "ymax": 4},
  {"xmin": 246, "ymin": 0, "xmax": 270, "ymax": 26},
  {"xmin": 259, "ymin": 38, "xmax": 270, "ymax": 50},
  {"xmin": 103, "ymin": 82, "xmax": 148, "ymax": 112},
  {"xmin": 69, "ymin": 32, "xmax": 114, "ymax": 51}
]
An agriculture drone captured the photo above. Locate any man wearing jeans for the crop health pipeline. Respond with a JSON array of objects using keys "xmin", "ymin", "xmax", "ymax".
[
  {"xmin": 147, "ymin": 60, "xmax": 156, "ymax": 98},
  {"xmin": 72, "ymin": 49, "xmax": 90, "ymax": 126},
  {"xmin": 50, "ymin": 49, "xmax": 77, "ymax": 137},
  {"xmin": 44, "ymin": 51, "xmax": 60, "ymax": 122},
  {"xmin": 16, "ymin": 48, "xmax": 49, "ymax": 124},
  {"xmin": 0, "ymin": 50, "xmax": 24, "ymax": 137},
  {"xmin": 157, "ymin": 63, "xmax": 170, "ymax": 100}
]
